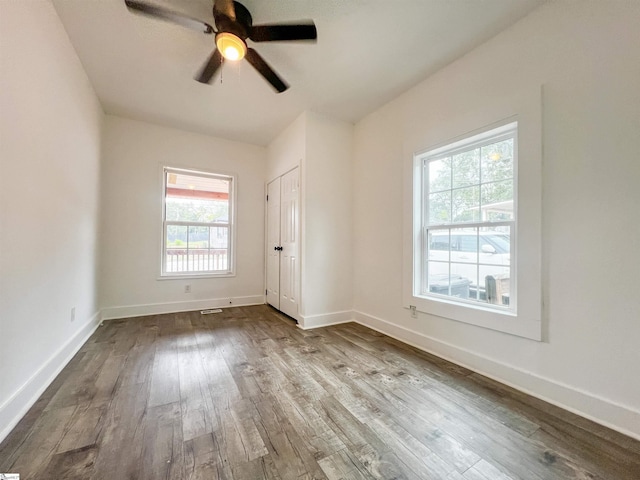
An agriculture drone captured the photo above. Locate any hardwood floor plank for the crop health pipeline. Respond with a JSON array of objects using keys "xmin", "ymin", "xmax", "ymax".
[
  {"xmin": 44, "ymin": 346, "xmax": 113, "ymax": 410},
  {"xmin": 252, "ymin": 396, "xmax": 317, "ymax": 479},
  {"xmin": 468, "ymin": 372, "xmax": 640, "ymax": 456},
  {"xmin": 5, "ymin": 405, "xmax": 77, "ymax": 478},
  {"xmin": 148, "ymin": 335, "xmax": 180, "ymax": 407},
  {"xmin": 395, "ymin": 384, "xmax": 598, "ymax": 480},
  {"xmin": 274, "ymin": 388, "xmax": 346, "ymax": 461},
  {"xmin": 0, "ymin": 395, "xmax": 59, "ymax": 471},
  {"xmin": 463, "ymin": 459, "xmax": 516, "ymax": 480},
  {"xmin": 56, "ymin": 403, "xmax": 107, "ymax": 454},
  {"xmin": 231, "ymin": 454, "xmax": 282, "ymax": 480},
  {"xmin": 177, "ymin": 332, "xmax": 218, "ymax": 441},
  {"xmin": 317, "ymin": 448, "xmax": 373, "ymax": 480},
  {"xmin": 119, "ymin": 344, "xmax": 155, "ymax": 386},
  {"xmin": 530, "ymin": 427, "xmax": 640, "ymax": 480},
  {"xmin": 183, "ymin": 432, "xmax": 234, "ymax": 480},
  {"xmin": 42, "ymin": 444, "xmax": 97, "ymax": 480},
  {"xmin": 230, "ymin": 399, "xmax": 270, "ymax": 462},
  {"xmin": 140, "ymin": 402, "xmax": 185, "ymax": 480},
  {"xmin": 315, "ymin": 396, "xmax": 419, "ymax": 479},
  {"xmin": 366, "ymin": 416, "xmax": 456, "ymax": 478},
  {"xmin": 2, "ymin": 306, "xmax": 639, "ymax": 480},
  {"xmin": 324, "ymin": 364, "xmax": 481, "ymax": 473},
  {"xmin": 89, "ymin": 382, "xmax": 149, "ymax": 480}
]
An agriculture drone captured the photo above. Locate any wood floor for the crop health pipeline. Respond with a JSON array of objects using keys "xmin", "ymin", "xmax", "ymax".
[{"xmin": 1, "ymin": 306, "xmax": 639, "ymax": 479}]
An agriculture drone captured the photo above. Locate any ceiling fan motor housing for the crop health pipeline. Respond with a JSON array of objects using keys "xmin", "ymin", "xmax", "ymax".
[{"xmin": 215, "ymin": 1, "xmax": 253, "ymax": 39}]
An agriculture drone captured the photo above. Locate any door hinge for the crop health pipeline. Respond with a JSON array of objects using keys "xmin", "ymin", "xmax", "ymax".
[
  {"xmin": 266, "ymin": 289, "xmax": 268, "ymax": 295},
  {"xmin": 266, "ymin": 194, "xmax": 269, "ymax": 201}
]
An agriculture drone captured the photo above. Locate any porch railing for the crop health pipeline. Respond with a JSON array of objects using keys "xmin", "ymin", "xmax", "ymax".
[{"xmin": 165, "ymin": 248, "xmax": 228, "ymax": 273}]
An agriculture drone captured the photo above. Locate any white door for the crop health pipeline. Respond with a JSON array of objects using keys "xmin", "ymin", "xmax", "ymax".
[
  {"xmin": 266, "ymin": 177, "xmax": 281, "ymax": 308},
  {"xmin": 279, "ymin": 168, "xmax": 299, "ymax": 318},
  {"xmin": 265, "ymin": 168, "xmax": 299, "ymax": 318}
]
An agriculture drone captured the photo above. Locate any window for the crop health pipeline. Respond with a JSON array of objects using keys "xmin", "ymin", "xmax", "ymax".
[
  {"xmin": 404, "ymin": 90, "xmax": 542, "ymax": 340},
  {"xmin": 162, "ymin": 167, "xmax": 234, "ymax": 276},
  {"xmin": 417, "ymin": 122, "xmax": 517, "ymax": 312}
]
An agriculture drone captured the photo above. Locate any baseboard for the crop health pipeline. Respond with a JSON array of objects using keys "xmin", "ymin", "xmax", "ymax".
[
  {"xmin": 100, "ymin": 295, "xmax": 266, "ymax": 320},
  {"xmin": 353, "ymin": 310, "xmax": 640, "ymax": 441},
  {"xmin": 298, "ymin": 310, "xmax": 354, "ymax": 330},
  {"xmin": 0, "ymin": 311, "xmax": 102, "ymax": 444}
]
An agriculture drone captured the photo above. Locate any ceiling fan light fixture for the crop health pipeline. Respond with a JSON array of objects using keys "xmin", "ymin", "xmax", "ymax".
[{"xmin": 216, "ymin": 32, "xmax": 246, "ymax": 61}]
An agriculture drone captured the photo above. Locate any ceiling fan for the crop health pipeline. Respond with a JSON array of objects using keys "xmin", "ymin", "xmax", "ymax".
[{"xmin": 124, "ymin": 0, "xmax": 317, "ymax": 93}]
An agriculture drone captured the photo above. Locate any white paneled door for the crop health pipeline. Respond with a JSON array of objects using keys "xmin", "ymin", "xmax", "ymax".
[
  {"xmin": 266, "ymin": 168, "xmax": 300, "ymax": 319},
  {"xmin": 266, "ymin": 177, "xmax": 281, "ymax": 308}
]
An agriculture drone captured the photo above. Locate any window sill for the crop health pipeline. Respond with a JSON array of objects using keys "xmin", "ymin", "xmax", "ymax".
[
  {"xmin": 157, "ymin": 272, "xmax": 236, "ymax": 280},
  {"xmin": 410, "ymin": 293, "xmax": 541, "ymax": 340}
]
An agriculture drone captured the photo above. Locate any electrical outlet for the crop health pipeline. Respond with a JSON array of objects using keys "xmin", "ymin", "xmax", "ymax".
[
  {"xmin": 184, "ymin": 284, "xmax": 191, "ymax": 293},
  {"xmin": 410, "ymin": 305, "xmax": 417, "ymax": 318},
  {"xmin": 70, "ymin": 307, "xmax": 76, "ymax": 322}
]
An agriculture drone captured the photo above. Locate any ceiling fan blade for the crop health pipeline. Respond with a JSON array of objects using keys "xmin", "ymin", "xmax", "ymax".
[
  {"xmin": 250, "ymin": 23, "xmax": 317, "ymax": 42},
  {"xmin": 245, "ymin": 48, "xmax": 288, "ymax": 93},
  {"xmin": 195, "ymin": 49, "xmax": 224, "ymax": 84},
  {"xmin": 213, "ymin": 0, "xmax": 236, "ymax": 20},
  {"xmin": 124, "ymin": 0, "xmax": 214, "ymax": 34}
]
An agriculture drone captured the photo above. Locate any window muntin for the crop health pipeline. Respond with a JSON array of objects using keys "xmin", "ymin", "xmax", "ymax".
[
  {"xmin": 419, "ymin": 123, "xmax": 516, "ymax": 311},
  {"xmin": 162, "ymin": 167, "xmax": 234, "ymax": 276}
]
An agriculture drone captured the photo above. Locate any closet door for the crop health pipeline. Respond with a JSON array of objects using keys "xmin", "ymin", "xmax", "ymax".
[
  {"xmin": 266, "ymin": 177, "xmax": 281, "ymax": 309},
  {"xmin": 279, "ymin": 168, "xmax": 299, "ymax": 318}
]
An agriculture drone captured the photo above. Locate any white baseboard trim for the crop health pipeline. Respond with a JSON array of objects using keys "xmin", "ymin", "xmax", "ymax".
[
  {"xmin": 353, "ymin": 310, "xmax": 640, "ymax": 441},
  {"xmin": 298, "ymin": 310, "xmax": 354, "ymax": 330},
  {"xmin": 101, "ymin": 295, "xmax": 266, "ymax": 320},
  {"xmin": 0, "ymin": 310, "xmax": 102, "ymax": 444}
]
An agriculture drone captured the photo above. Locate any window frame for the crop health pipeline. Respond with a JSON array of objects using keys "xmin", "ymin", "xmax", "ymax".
[
  {"xmin": 419, "ymin": 122, "xmax": 517, "ymax": 313},
  {"xmin": 160, "ymin": 166, "xmax": 236, "ymax": 278},
  {"xmin": 403, "ymin": 98, "xmax": 542, "ymax": 341}
]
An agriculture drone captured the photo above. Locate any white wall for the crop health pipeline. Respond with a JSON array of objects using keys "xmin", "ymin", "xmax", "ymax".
[
  {"xmin": 353, "ymin": 0, "xmax": 640, "ymax": 438},
  {"xmin": 266, "ymin": 112, "xmax": 354, "ymax": 328},
  {"xmin": 100, "ymin": 116, "xmax": 266, "ymax": 318},
  {"xmin": 302, "ymin": 112, "xmax": 353, "ymax": 323},
  {"xmin": 0, "ymin": 0, "xmax": 104, "ymax": 440},
  {"xmin": 266, "ymin": 112, "xmax": 306, "ymax": 182}
]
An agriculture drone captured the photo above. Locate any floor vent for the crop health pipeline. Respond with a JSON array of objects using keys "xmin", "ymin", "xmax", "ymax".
[{"xmin": 201, "ymin": 309, "xmax": 223, "ymax": 315}]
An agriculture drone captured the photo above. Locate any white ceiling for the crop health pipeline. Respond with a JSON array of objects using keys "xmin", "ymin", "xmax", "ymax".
[{"xmin": 52, "ymin": 0, "xmax": 545, "ymax": 146}]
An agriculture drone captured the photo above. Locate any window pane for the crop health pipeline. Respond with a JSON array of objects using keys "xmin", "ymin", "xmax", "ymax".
[
  {"xmin": 452, "ymin": 186, "xmax": 480, "ymax": 223},
  {"xmin": 428, "ymin": 157, "xmax": 451, "ymax": 193},
  {"xmin": 427, "ymin": 261, "xmax": 449, "ymax": 281},
  {"xmin": 481, "ymin": 180, "xmax": 513, "ymax": 217},
  {"xmin": 450, "ymin": 264, "xmax": 477, "ymax": 294},
  {"xmin": 428, "ymin": 271, "xmax": 472, "ymax": 299},
  {"xmin": 165, "ymin": 171, "xmax": 229, "ymax": 223},
  {"xmin": 452, "ymin": 149, "xmax": 480, "ymax": 188},
  {"xmin": 429, "ymin": 191, "xmax": 451, "ymax": 224},
  {"xmin": 450, "ymin": 227, "xmax": 477, "ymax": 263},
  {"xmin": 166, "ymin": 225, "xmax": 188, "ymax": 273},
  {"xmin": 428, "ymin": 230, "xmax": 450, "ymax": 253},
  {"xmin": 188, "ymin": 225, "xmax": 209, "ymax": 249},
  {"xmin": 165, "ymin": 197, "xmax": 228, "ymax": 223},
  {"xmin": 481, "ymin": 139, "xmax": 513, "ymax": 183},
  {"xmin": 480, "ymin": 265, "xmax": 511, "ymax": 306},
  {"xmin": 479, "ymin": 226, "xmax": 511, "ymax": 266},
  {"xmin": 183, "ymin": 226, "xmax": 206, "ymax": 272},
  {"xmin": 210, "ymin": 226, "xmax": 229, "ymax": 271}
]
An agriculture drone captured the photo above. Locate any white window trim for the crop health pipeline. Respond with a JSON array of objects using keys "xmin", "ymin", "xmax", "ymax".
[
  {"xmin": 160, "ymin": 166, "xmax": 237, "ymax": 279},
  {"xmin": 402, "ymin": 88, "xmax": 542, "ymax": 341}
]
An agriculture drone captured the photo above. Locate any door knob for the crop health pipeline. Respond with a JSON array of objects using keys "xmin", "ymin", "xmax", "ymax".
[{"xmin": 274, "ymin": 246, "xmax": 283, "ymax": 251}]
